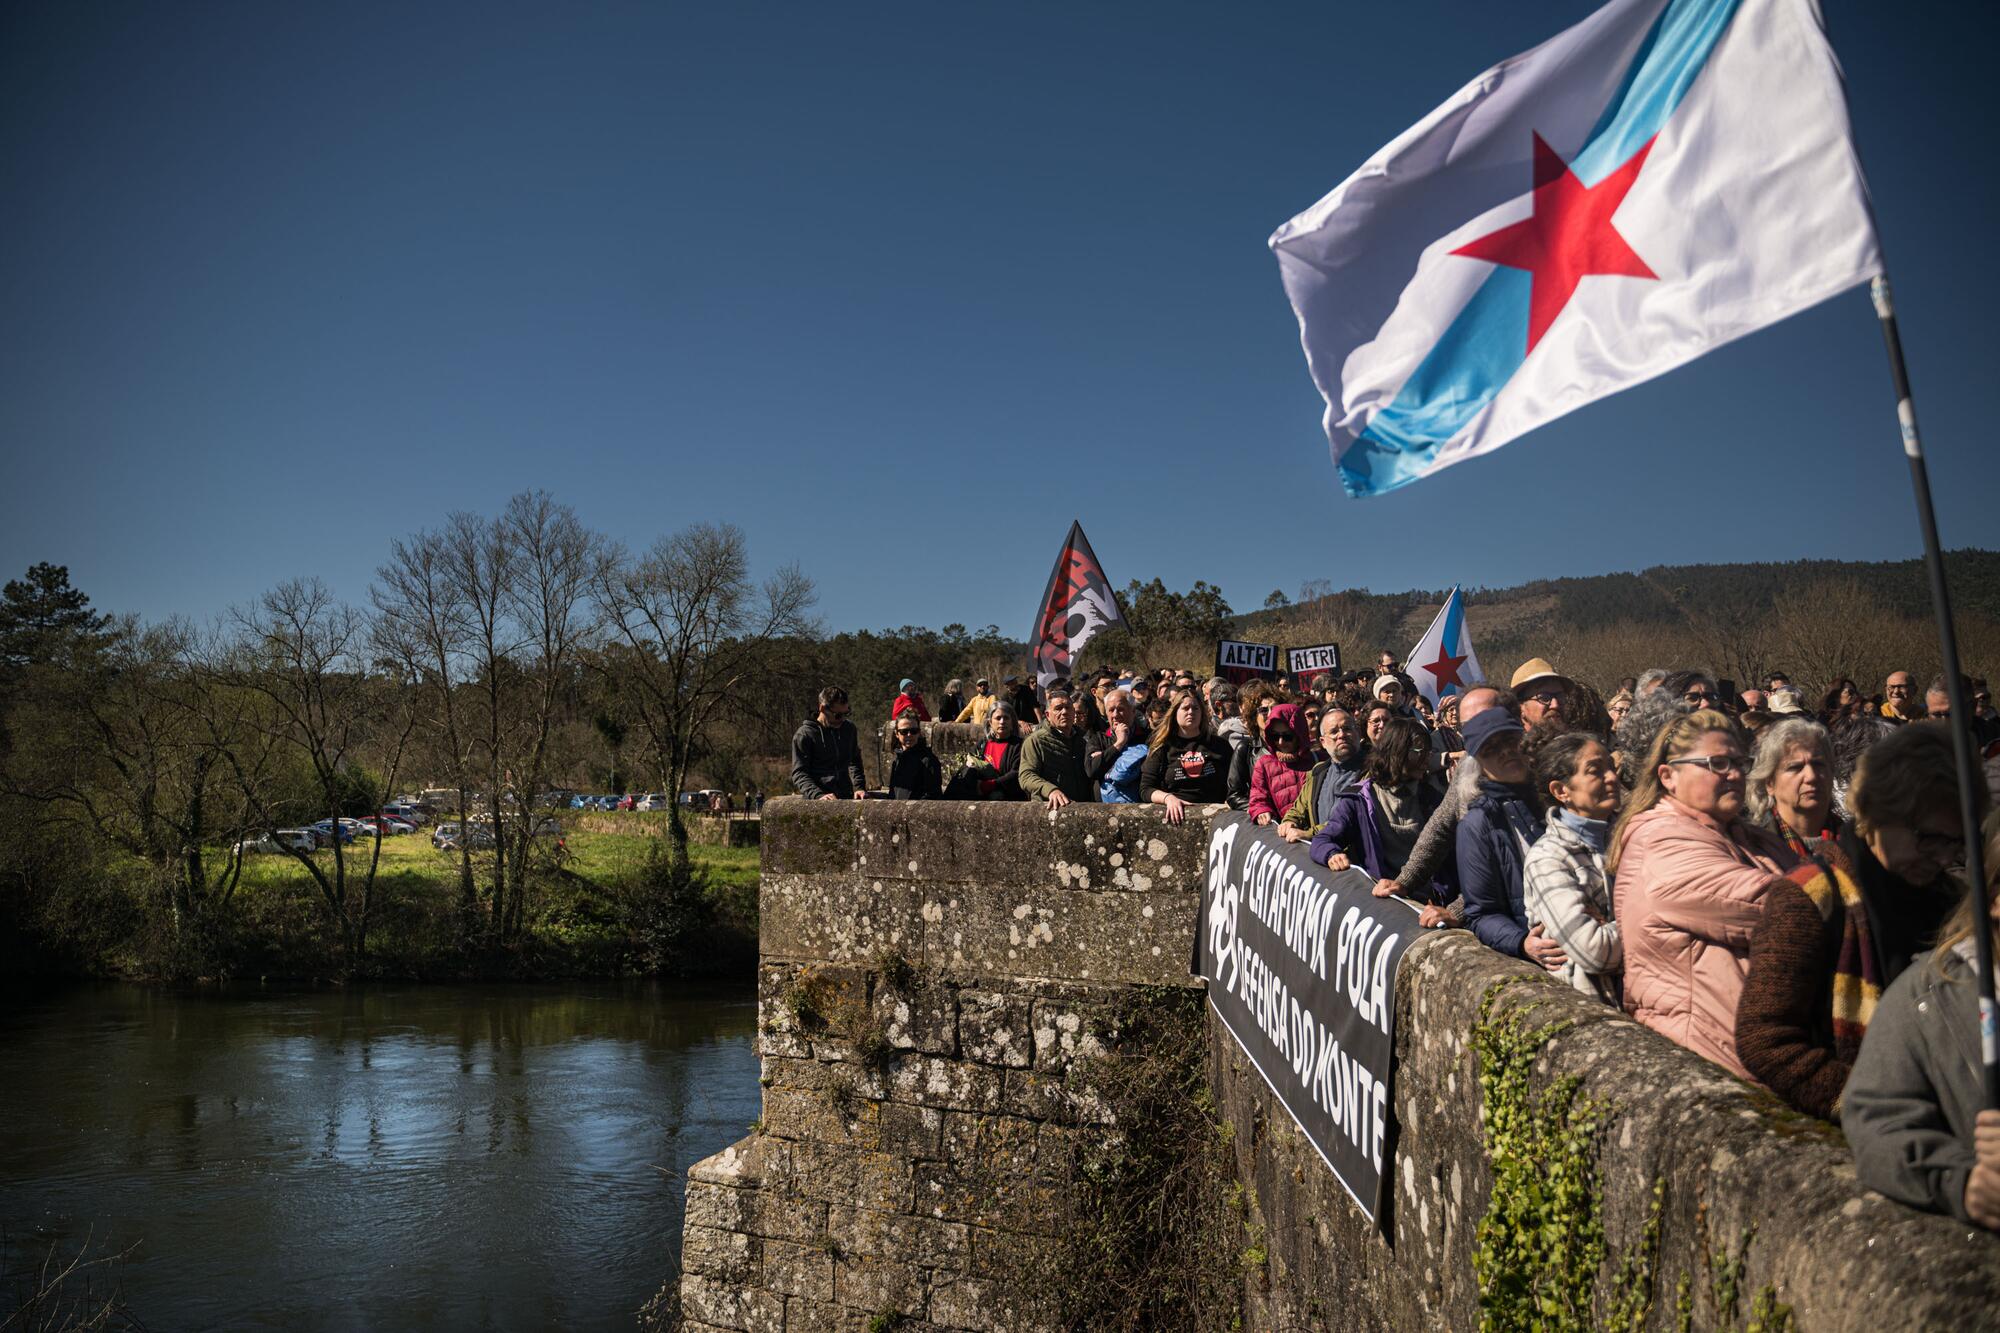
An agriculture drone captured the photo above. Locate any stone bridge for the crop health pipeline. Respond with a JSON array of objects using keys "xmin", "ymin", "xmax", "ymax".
[{"xmin": 668, "ymin": 797, "xmax": 2000, "ymax": 1331}]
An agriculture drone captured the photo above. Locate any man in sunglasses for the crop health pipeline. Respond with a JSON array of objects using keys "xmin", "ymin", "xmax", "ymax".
[
  {"xmin": 790, "ymin": 685, "xmax": 869, "ymax": 800},
  {"xmin": 1508, "ymin": 657, "xmax": 1574, "ymax": 733}
]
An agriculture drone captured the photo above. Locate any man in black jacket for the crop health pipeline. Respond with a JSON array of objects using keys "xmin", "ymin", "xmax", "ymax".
[{"xmin": 791, "ymin": 686, "xmax": 868, "ymax": 800}]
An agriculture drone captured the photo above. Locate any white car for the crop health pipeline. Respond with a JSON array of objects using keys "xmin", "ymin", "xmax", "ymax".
[
  {"xmin": 635, "ymin": 793, "xmax": 672, "ymax": 811},
  {"xmin": 272, "ymin": 829, "xmax": 319, "ymax": 854}
]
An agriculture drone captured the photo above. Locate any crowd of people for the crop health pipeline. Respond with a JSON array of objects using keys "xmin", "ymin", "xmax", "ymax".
[{"xmin": 793, "ymin": 655, "xmax": 2000, "ymax": 1232}]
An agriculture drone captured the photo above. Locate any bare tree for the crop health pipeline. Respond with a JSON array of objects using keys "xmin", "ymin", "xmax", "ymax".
[
  {"xmin": 373, "ymin": 525, "xmax": 482, "ymax": 925},
  {"xmin": 491, "ymin": 491, "xmax": 605, "ymax": 937},
  {"xmin": 596, "ymin": 523, "xmax": 815, "ymax": 867},
  {"xmin": 214, "ymin": 579, "xmax": 411, "ymax": 974},
  {"xmin": 377, "ymin": 493, "xmax": 603, "ymax": 943}
]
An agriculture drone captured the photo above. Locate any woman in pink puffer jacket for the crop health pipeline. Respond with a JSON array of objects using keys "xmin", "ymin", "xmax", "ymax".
[{"xmin": 1609, "ymin": 710, "xmax": 1798, "ymax": 1082}]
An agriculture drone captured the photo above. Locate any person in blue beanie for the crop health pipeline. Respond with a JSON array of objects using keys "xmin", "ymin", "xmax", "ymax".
[{"xmin": 1457, "ymin": 707, "xmax": 1567, "ymax": 970}]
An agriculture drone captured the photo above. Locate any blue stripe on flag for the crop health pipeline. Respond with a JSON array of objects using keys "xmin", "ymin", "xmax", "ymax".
[{"xmin": 1339, "ymin": 0, "xmax": 1742, "ymax": 498}]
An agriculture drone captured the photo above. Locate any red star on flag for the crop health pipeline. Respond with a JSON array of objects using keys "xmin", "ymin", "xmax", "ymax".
[
  {"xmin": 1453, "ymin": 132, "xmax": 1659, "ymax": 353},
  {"xmin": 1423, "ymin": 646, "xmax": 1469, "ymax": 694}
]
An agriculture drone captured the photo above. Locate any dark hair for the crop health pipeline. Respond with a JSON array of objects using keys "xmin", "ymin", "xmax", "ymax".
[
  {"xmin": 818, "ymin": 686, "xmax": 849, "ymax": 709},
  {"xmin": 1045, "ymin": 683, "xmax": 1073, "ymax": 703},
  {"xmin": 1365, "ymin": 716, "xmax": 1430, "ymax": 787},
  {"xmin": 1528, "ymin": 730, "xmax": 1604, "ymax": 810},
  {"xmin": 1660, "ymin": 669, "xmax": 1716, "ymax": 702},
  {"xmin": 1560, "ymin": 678, "xmax": 1613, "ymax": 743}
]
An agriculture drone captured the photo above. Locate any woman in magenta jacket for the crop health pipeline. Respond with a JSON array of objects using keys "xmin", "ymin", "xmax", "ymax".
[
  {"xmin": 1609, "ymin": 709, "xmax": 1798, "ymax": 1082},
  {"xmin": 1248, "ymin": 703, "xmax": 1314, "ymax": 824}
]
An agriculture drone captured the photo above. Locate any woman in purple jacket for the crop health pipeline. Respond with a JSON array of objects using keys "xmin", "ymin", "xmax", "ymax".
[{"xmin": 1308, "ymin": 715, "xmax": 1453, "ymax": 904}]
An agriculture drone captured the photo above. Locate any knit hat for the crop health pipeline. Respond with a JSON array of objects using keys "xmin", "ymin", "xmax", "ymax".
[
  {"xmin": 1768, "ymin": 688, "xmax": 1806, "ymax": 715},
  {"xmin": 1461, "ymin": 708, "xmax": 1525, "ymax": 758},
  {"xmin": 1372, "ymin": 674, "xmax": 1402, "ymax": 699},
  {"xmin": 899, "ymin": 679, "xmax": 915, "ymax": 692}
]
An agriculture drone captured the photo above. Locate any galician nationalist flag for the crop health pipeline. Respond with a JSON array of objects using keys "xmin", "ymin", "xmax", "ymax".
[
  {"xmin": 1407, "ymin": 588, "xmax": 1483, "ymax": 709},
  {"xmin": 1271, "ymin": 0, "xmax": 1882, "ymax": 497}
]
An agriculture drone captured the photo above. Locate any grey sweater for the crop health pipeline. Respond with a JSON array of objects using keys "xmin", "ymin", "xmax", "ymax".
[{"xmin": 1841, "ymin": 940, "xmax": 1989, "ymax": 1224}]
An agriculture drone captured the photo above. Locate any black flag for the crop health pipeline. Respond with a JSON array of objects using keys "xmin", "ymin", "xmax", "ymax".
[{"xmin": 1028, "ymin": 521, "xmax": 1126, "ymax": 689}]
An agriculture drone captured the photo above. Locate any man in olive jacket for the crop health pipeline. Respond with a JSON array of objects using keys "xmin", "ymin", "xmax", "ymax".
[{"xmin": 1019, "ymin": 686, "xmax": 1093, "ymax": 809}]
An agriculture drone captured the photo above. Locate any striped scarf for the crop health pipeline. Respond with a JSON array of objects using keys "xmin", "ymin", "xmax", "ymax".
[{"xmin": 1788, "ymin": 851, "xmax": 1879, "ymax": 1057}]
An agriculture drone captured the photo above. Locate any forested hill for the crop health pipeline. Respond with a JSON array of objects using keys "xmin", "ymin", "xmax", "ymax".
[
  {"xmin": 1461, "ymin": 551, "xmax": 2000, "ymax": 632},
  {"xmin": 1226, "ymin": 549, "xmax": 2000, "ymax": 689}
]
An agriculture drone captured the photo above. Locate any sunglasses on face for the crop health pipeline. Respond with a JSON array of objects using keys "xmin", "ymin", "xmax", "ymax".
[
  {"xmin": 895, "ymin": 728, "xmax": 920, "ymax": 737},
  {"xmin": 1667, "ymin": 753, "xmax": 1747, "ymax": 776},
  {"xmin": 1526, "ymin": 689, "xmax": 1565, "ymax": 706}
]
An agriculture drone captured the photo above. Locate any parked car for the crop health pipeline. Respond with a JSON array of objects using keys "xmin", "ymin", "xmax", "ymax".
[
  {"xmin": 635, "ymin": 793, "xmax": 672, "ymax": 811},
  {"xmin": 233, "ymin": 834, "xmax": 279, "ymax": 856},
  {"xmin": 272, "ymin": 829, "xmax": 319, "ymax": 854},
  {"xmin": 308, "ymin": 821, "xmax": 356, "ymax": 846},
  {"xmin": 360, "ymin": 816, "xmax": 414, "ymax": 836},
  {"xmin": 432, "ymin": 822, "xmax": 496, "ymax": 852},
  {"xmin": 382, "ymin": 804, "xmax": 428, "ymax": 827}
]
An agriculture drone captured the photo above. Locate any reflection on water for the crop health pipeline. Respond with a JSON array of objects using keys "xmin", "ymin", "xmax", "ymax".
[{"xmin": 0, "ymin": 981, "xmax": 759, "ymax": 1331}]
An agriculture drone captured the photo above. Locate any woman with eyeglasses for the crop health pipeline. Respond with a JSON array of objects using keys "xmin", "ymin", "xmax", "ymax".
[
  {"xmin": 1608, "ymin": 710, "xmax": 1799, "ymax": 1081},
  {"xmin": 1248, "ymin": 703, "xmax": 1315, "ymax": 826},
  {"xmin": 1842, "ymin": 813, "xmax": 2000, "ymax": 1230},
  {"xmin": 1738, "ymin": 724, "xmax": 1987, "ymax": 1120},
  {"xmin": 1613, "ymin": 669, "xmax": 1716, "ymax": 792},
  {"xmin": 1310, "ymin": 715, "xmax": 1453, "ymax": 905},
  {"xmin": 887, "ymin": 718, "xmax": 943, "ymax": 800}
]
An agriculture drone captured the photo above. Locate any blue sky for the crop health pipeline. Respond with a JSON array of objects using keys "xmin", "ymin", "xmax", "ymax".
[{"xmin": 3, "ymin": 2, "xmax": 1993, "ymax": 636}]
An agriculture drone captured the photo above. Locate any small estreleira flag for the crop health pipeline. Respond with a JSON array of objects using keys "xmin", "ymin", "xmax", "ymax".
[
  {"xmin": 1029, "ymin": 522, "xmax": 1126, "ymax": 690},
  {"xmin": 1271, "ymin": 0, "xmax": 1881, "ymax": 497},
  {"xmin": 1407, "ymin": 588, "xmax": 1484, "ymax": 709}
]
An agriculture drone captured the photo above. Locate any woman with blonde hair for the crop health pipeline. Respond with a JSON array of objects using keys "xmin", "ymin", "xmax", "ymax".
[
  {"xmin": 1609, "ymin": 710, "xmax": 1798, "ymax": 1081},
  {"xmin": 1844, "ymin": 812, "xmax": 2000, "ymax": 1229}
]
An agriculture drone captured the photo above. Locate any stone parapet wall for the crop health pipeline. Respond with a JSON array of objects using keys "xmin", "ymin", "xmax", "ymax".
[
  {"xmin": 1216, "ymin": 930, "xmax": 2000, "ymax": 1331},
  {"xmin": 674, "ymin": 800, "xmax": 2000, "ymax": 1332},
  {"xmin": 675, "ymin": 797, "xmax": 1206, "ymax": 1332}
]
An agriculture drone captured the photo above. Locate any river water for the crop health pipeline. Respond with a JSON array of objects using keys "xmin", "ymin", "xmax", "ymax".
[{"xmin": 0, "ymin": 981, "xmax": 759, "ymax": 1330}]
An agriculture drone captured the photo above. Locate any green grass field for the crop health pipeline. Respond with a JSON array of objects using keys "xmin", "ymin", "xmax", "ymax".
[{"xmin": 210, "ymin": 821, "xmax": 760, "ymax": 980}]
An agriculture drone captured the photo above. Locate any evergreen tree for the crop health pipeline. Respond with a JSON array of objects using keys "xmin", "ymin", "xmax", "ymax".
[{"xmin": 0, "ymin": 562, "xmax": 110, "ymax": 668}]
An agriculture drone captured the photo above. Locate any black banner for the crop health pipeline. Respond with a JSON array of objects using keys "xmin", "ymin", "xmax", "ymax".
[
  {"xmin": 1197, "ymin": 814, "xmax": 1419, "ymax": 1227},
  {"xmin": 1214, "ymin": 639, "xmax": 1279, "ymax": 685}
]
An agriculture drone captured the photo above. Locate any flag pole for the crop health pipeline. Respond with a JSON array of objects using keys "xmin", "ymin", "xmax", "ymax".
[{"xmin": 1870, "ymin": 274, "xmax": 1998, "ymax": 1108}]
